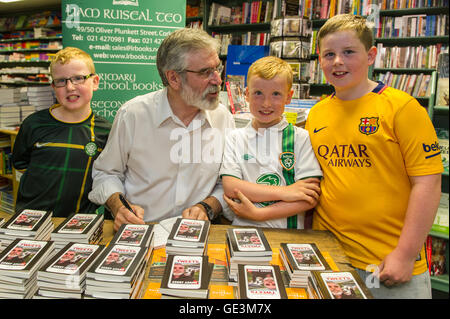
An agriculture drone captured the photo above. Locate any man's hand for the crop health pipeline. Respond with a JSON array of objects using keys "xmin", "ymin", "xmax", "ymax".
[
  {"xmin": 113, "ymin": 204, "xmax": 145, "ymax": 232},
  {"xmin": 182, "ymin": 204, "xmax": 209, "ymax": 221},
  {"xmin": 106, "ymin": 193, "xmax": 145, "ymax": 232}
]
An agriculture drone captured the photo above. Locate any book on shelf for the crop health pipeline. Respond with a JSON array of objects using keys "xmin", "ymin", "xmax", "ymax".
[
  {"xmin": 436, "ymin": 127, "xmax": 449, "ymax": 175},
  {"xmin": 0, "ymin": 210, "xmax": 53, "ymax": 247},
  {"xmin": 0, "ymin": 239, "xmax": 54, "ymax": 299},
  {"xmin": 159, "ymin": 254, "xmax": 213, "ymax": 299},
  {"xmin": 436, "ymin": 52, "xmax": 449, "ymax": 107},
  {"xmin": 431, "ymin": 193, "xmax": 449, "ymax": 236},
  {"xmin": 51, "ymin": 212, "xmax": 104, "ymax": 251},
  {"xmin": 309, "ymin": 270, "xmax": 373, "ymax": 299},
  {"xmin": 427, "ymin": 236, "xmax": 447, "ymax": 277},
  {"xmin": 279, "ymin": 243, "xmax": 332, "ymax": 287},
  {"xmin": 237, "ymin": 264, "xmax": 287, "ymax": 299},
  {"xmin": 208, "ymin": 2, "xmax": 232, "ymax": 26},
  {"xmin": 165, "ymin": 218, "xmax": 210, "ymax": 256},
  {"xmin": 84, "ymin": 243, "xmax": 147, "ymax": 299},
  {"xmin": 225, "ymin": 75, "xmax": 248, "ymax": 114},
  {"xmin": 35, "ymin": 242, "xmax": 105, "ymax": 299}
]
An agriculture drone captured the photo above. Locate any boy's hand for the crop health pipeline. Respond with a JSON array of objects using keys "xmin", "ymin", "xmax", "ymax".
[
  {"xmin": 224, "ymin": 190, "xmax": 262, "ymax": 221},
  {"xmin": 113, "ymin": 204, "xmax": 145, "ymax": 232},
  {"xmin": 377, "ymin": 248, "xmax": 415, "ymax": 287},
  {"xmin": 282, "ymin": 178, "xmax": 321, "ymax": 204}
]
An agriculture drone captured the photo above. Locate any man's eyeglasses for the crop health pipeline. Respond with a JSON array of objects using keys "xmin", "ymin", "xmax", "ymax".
[
  {"xmin": 182, "ymin": 64, "xmax": 224, "ymax": 79},
  {"xmin": 52, "ymin": 74, "xmax": 95, "ymax": 87}
]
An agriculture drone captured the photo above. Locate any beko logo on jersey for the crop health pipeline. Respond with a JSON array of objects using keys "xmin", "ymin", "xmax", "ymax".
[
  {"xmin": 423, "ymin": 141, "xmax": 441, "ymax": 159},
  {"xmin": 317, "ymin": 144, "xmax": 372, "ymax": 167}
]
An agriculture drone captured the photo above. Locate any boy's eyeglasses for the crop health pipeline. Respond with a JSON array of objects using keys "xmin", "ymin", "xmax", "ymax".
[
  {"xmin": 52, "ymin": 74, "xmax": 95, "ymax": 87},
  {"xmin": 182, "ymin": 64, "xmax": 224, "ymax": 79}
]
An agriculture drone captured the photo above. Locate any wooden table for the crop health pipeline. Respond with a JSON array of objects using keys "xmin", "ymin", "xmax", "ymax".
[{"xmin": 0, "ymin": 212, "xmax": 355, "ymax": 298}]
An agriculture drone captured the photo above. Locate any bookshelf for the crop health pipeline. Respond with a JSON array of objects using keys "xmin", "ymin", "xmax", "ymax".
[
  {"xmin": 0, "ymin": 128, "xmax": 18, "ymax": 215},
  {"xmin": 373, "ymin": 6, "xmax": 449, "ymax": 110},
  {"xmin": 428, "ymin": 52, "xmax": 449, "ymax": 294}
]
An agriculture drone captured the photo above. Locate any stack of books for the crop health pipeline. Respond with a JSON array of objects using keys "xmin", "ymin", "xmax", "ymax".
[
  {"xmin": 34, "ymin": 242, "xmax": 105, "ymax": 299},
  {"xmin": 0, "ymin": 105, "xmax": 20, "ymax": 127},
  {"xmin": 225, "ymin": 227, "xmax": 273, "ymax": 285},
  {"xmin": 50, "ymin": 213, "xmax": 104, "ymax": 251},
  {"xmin": 0, "ymin": 209, "xmax": 53, "ymax": 248},
  {"xmin": 165, "ymin": 218, "xmax": 210, "ymax": 256},
  {"xmin": 109, "ymin": 223, "xmax": 155, "ymax": 262},
  {"xmin": 84, "ymin": 243, "xmax": 147, "ymax": 299},
  {"xmin": 0, "ymin": 181, "xmax": 13, "ymax": 216},
  {"xmin": 237, "ymin": 264, "xmax": 287, "ymax": 299},
  {"xmin": 0, "ymin": 239, "xmax": 54, "ymax": 298},
  {"xmin": 279, "ymin": 243, "xmax": 331, "ymax": 287},
  {"xmin": 25, "ymin": 86, "xmax": 55, "ymax": 111},
  {"xmin": 20, "ymin": 104, "xmax": 36, "ymax": 122},
  {"xmin": 159, "ymin": 255, "xmax": 213, "ymax": 299},
  {"xmin": 308, "ymin": 270, "xmax": 373, "ymax": 299}
]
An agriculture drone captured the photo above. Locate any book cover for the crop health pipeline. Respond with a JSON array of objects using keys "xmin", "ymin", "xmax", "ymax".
[
  {"xmin": 312, "ymin": 270, "xmax": 373, "ymax": 299},
  {"xmin": 42, "ymin": 242, "xmax": 104, "ymax": 276},
  {"xmin": 238, "ymin": 264, "xmax": 287, "ymax": 299},
  {"xmin": 167, "ymin": 218, "xmax": 210, "ymax": 246},
  {"xmin": 52, "ymin": 212, "xmax": 103, "ymax": 236},
  {"xmin": 110, "ymin": 223, "xmax": 153, "ymax": 247},
  {"xmin": 281, "ymin": 243, "xmax": 331, "ymax": 271},
  {"xmin": 227, "ymin": 228, "xmax": 271, "ymax": 255},
  {"xmin": 160, "ymin": 255, "xmax": 212, "ymax": 298},
  {"xmin": 2, "ymin": 209, "xmax": 51, "ymax": 233},
  {"xmin": 0, "ymin": 239, "xmax": 54, "ymax": 277},
  {"xmin": 435, "ymin": 51, "xmax": 449, "ymax": 106},
  {"xmin": 167, "ymin": 255, "xmax": 203, "ymax": 289},
  {"xmin": 94, "ymin": 244, "xmax": 142, "ymax": 277}
]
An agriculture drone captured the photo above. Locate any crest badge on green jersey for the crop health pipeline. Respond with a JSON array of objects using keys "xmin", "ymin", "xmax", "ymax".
[
  {"xmin": 84, "ymin": 142, "xmax": 98, "ymax": 157},
  {"xmin": 359, "ymin": 117, "xmax": 379, "ymax": 135},
  {"xmin": 279, "ymin": 152, "xmax": 296, "ymax": 171}
]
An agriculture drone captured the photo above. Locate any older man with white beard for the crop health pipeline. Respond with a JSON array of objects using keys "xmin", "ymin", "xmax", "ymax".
[{"xmin": 88, "ymin": 28, "xmax": 235, "ymax": 231}]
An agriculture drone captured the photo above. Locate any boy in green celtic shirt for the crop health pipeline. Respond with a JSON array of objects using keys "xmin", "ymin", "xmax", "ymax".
[
  {"xmin": 220, "ymin": 56, "xmax": 322, "ymax": 229},
  {"xmin": 12, "ymin": 47, "xmax": 111, "ymax": 217}
]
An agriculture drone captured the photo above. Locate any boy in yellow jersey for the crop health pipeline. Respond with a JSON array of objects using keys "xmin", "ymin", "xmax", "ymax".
[
  {"xmin": 305, "ymin": 14, "xmax": 443, "ymax": 298},
  {"xmin": 12, "ymin": 47, "xmax": 111, "ymax": 217}
]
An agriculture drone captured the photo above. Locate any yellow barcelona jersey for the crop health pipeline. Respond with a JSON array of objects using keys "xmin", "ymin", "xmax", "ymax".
[{"xmin": 305, "ymin": 83, "xmax": 444, "ymax": 275}]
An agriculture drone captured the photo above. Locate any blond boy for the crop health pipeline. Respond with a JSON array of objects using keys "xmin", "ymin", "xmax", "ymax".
[
  {"xmin": 12, "ymin": 47, "xmax": 111, "ymax": 217},
  {"xmin": 305, "ymin": 14, "xmax": 443, "ymax": 298},
  {"xmin": 221, "ymin": 56, "xmax": 322, "ymax": 229}
]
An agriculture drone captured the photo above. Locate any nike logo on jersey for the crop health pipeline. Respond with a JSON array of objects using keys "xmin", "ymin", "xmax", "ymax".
[
  {"xmin": 34, "ymin": 142, "xmax": 50, "ymax": 148},
  {"xmin": 314, "ymin": 126, "xmax": 327, "ymax": 133}
]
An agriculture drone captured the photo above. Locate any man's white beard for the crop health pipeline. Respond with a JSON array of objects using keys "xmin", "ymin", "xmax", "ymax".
[{"xmin": 181, "ymin": 82, "xmax": 220, "ymax": 111}]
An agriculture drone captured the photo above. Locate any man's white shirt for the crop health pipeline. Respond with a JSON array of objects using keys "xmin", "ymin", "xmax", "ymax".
[{"xmin": 89, "ymin": 88, "xmax": 235, "ymax": 222}]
